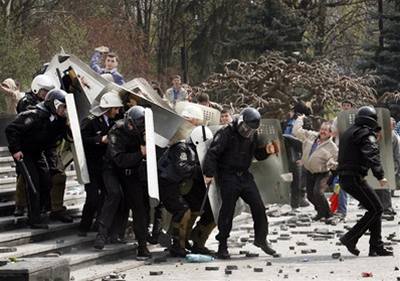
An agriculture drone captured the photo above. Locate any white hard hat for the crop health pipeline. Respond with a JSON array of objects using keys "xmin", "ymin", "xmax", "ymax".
[
  {"xmin": 99, "ymin": 92, "xmax": 123, "ymax": 108},
  {"xmin": 181, "ymin": 104, "xmax": 204, "ymax": 121},
  {"xmin": 190, "ymin": 125, "xmax": 213, "ymax": 146},
  {"xmin": 31, "ymin": 74, "xmax": 56, "ymax": 94},
  {"xmin": 90, "ymin": 92, "xmax": 123, "ymax": 116}
]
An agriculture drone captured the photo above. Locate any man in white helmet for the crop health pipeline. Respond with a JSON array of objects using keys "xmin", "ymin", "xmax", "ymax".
[
  {"xmin": 13, "ymin": 74, "xmax": 57, "ymax": 217},
  {"xmin": 16, "ymin": 74, "xmax": 56, "ymax": 113},
  {"xmin": 78, "ymin": 92, "xmax": 123, "ymax": 236}
]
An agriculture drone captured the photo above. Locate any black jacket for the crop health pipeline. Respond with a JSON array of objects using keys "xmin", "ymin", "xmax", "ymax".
[
  {"xmin": 203, "ymin": 120, "xmax": 269, "ymax": 177},
  {"xmin": 103, "ymin": 120, "xmax": 145, "ymax": 172},
  {"xmin": 337, "ymin": 124, "xmax": 384, "ymax": 180},
  {"xmin": 16, "ymin": 91, "xmax": 39, "ymax": 113},
  {"xmin": 81, "ymin": 114, "xmax": 114, "ymax": 165},
  {"xmin": 158, "ymin": 141, "xmax": 197, "ymax": 183},
  {"xmin": 6, "ymin": 104, "xmax": 69, "ymax": 155}
]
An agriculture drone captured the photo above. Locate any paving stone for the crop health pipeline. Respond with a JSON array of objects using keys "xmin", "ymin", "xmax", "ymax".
[
  {"xmin": 205, "ymin": 266, "xmax": 219, "ymax": 271},
  {"xmin": 224, "ymin": 269, "xmax": 232, "ymax": 275},
  {"xmin": 239, "ymin": 250, "xmax": 249, "ymax": 255},
  {"xmin": 296, "ymin": 241, "xmax": 307, "ymax": 246},
  {"xmin": 246, "ymin": 253, "xmax": 259, "ymax": 258},
  {"xmin": 331, "ymin": 253, "xmax": 341, "ymax": 259},
  {"xmin": 254, "ymin": 268, "xmax": 263, "ymax": 272},
  {"xmin": 266, "ymin": 261, "xmax": 272, "ymax": 266},
  {"xmin": 296, "ymin": 268, "xmax": 300, "ymax": 272},
  {"xmin": 289, "ymin": 246, "xmax": 295, "ymax": 250},
  {"xmin": 226, "ymin": 265, "xmax": 238, "ymax": 270},
  {"xmin": 149, "ymin": 271, "xmax": 163, "ymax": 276}
]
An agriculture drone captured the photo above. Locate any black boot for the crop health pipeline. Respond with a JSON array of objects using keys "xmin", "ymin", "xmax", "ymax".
[
  {"xmin": 50, "ymin": 208, "xmax": 73, "ymax": 223},
  {"xmin": 191, "ymin": 243, "xmax": 215, "ymax": 255},
  {"xmin": 137, "ymin": 243, "xmax": 152, "ymax": 260},
  {"xmin": 169, "ymin": 241, "xmax": 188, "ymax": 258},
  {"xmin": 217, "ymin": 242, "xmax": 230, "ymax": 259},
  {"xmin": 369, "ymin": 246, "xmax": 393, "ymax": 257},
  {"xmin": 254, "ymin": 241, "xmax": 276, "ymax": 256},
  {"xmin": 339, "ymin": 237, "xmax": 360, "ymax": 256},
  {"xmin": 14, "ymin": 206, "xmax": 25, "ymax": 217},
  {"xmin": 94, "ymin": 224, "xmax": 107, "ymax": 250}
]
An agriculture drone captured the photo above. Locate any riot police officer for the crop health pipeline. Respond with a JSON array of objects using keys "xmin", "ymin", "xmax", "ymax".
[
  {"xmin": 203, "ymin": 107, "xmax": 278, "ymax": 259},
  {"xmin": 14, "ymin": 74, "xmax": 57, "ymax": 216},
  {"xmin": 158, "ymin": 126, "xmax": 213, "ymax": 257},
  {"xmin": 94, "ymin": 106, "xmax": 151, "ymax": 259},
  {"xmin": 6, "ymin": 89, "xmax": 70, "ymax": 228},
  {"xmin": 79, "ymin": 92, "xmax": 123, "ymax": 236},
  {"xmin": 337, "ymin": 106, "xmax": 393, "ymax": 256}
]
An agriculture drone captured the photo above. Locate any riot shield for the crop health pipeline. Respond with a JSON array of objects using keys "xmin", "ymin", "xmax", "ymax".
[
  {"xmin": 175, "ymin": 101, "xmax": 221, "ymax": 126},
  {"xmin": 65, "ymin": 94, "xmax": 90, "ymax": 184},
  {"xmin": 0, "ymin": 113, "xmax": 16, "ymax": 146},
  {"xmin": 145, "ymin": 108, "xmax": 160, "ymax": 207},
  {"xmin": 337, "ymin": 108, "xmax": 396, "ymax": 189},
  {"xmin": 249, "ymin": 119, "xmax": 291, "ymax": 204}
]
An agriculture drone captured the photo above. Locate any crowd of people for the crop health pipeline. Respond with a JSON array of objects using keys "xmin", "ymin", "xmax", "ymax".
[{"xmin": 0, "ymin": 46, "xmax": 396, "ymax": 261}]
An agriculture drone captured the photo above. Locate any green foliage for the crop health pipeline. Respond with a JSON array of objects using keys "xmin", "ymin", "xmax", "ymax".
[{"xmin": 46, "ymin": 16, "xmax": 90, "ymax": 60}]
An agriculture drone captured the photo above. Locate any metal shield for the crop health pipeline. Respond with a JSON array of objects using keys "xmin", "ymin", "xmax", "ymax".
[
  {"xmin": 145, "ymin": 108, "xmax": 160, "ymax": 207},
  {"xmin": 65, "ymin": 94, "xmax": 90, "ymax": 184},
  {"xmin": 175, "ymin": 101, "xmax": 221, "ymax": 126},
  {"xmin": 337, "ymin": 108, "xmax": 396, "ymax": 189},
  {"xmin": 249, "ymin": 119, "xmax": 291, "ymax": 204}
]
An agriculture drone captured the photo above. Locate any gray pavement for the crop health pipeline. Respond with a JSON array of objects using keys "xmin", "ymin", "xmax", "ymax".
[{"xmin": 92, "ymin": 193, "xmax": 400, "ymax": 281}]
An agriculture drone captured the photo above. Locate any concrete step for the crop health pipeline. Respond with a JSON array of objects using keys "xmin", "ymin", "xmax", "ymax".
[
  {"xmin": 0, "ymin": 220, "xmax": 80, "ymax": 247},
  {"xmin": 0, "ymin": 156, "xmax": 14, "ymax": 168},
  {"xmin": 0, "ymin": 233, "xmax": 96, "ymax": 260}
]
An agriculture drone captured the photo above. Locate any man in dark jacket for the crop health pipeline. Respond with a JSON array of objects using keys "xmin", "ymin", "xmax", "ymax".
[
  {"xmin": 78, "ymin": 92, "xmax": 123, "ymax": 236},
  {"xmin": 6, "ymin": 89, "xmax": 69, "ymax": 228},
  {"xmin": 158, "ymin": 126, "xmax": 213, "ymax": 257},
  {"xmin": 94, "ymin": 106, "xmax": 151, "ymax": 259},
  {"xmin": 203, "ymin": 107, "xmax": 278, "ymax": 259},
  {"xmin": 337, "ymin": 106, "xmax": 393, "ymax": 257}
]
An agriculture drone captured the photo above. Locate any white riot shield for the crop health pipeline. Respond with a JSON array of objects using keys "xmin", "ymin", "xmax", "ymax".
[
  {"xmin": 65, "ymin": 94, "xmax": 90, "ymax": 184},
  {"xmin": 337, "ymin": 108, "xmax": 396, "ymax": 189},
  {"xmin": 175, "ymin": 101, "xmax": 221, "ymax": 125},
  {"xmin": 145, "ymin": 108, "xmax": 159, "ymax": 207},
  {"xmin": 249, "ymin": 119, "xmax": 291, "ymax": 204}
]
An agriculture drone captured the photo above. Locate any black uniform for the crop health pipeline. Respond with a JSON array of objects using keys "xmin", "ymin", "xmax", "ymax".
[
  {"xmin": 5, "ymin": 104, "xmax": 69, "ymax": 225},
  {"xmin": 79, "ymin": 114, "xmax": 114, "ymax": 233},
  {"xmin": 158, "ymin": 141, "xmax": 197, "ymax": 255},
  {"xmin": 337, "ymin": 123, "xmax": 385, "ymax": 254},
  {"xmin": 203, "ymin": 121, "xmax": 270, "ymax": 245},
  {"xmin": 97, "ymin": 120, "xmax": 148, "ymax": 246},
  {"xmin": 16, "ymin": 91, "xmax": 39, "ymax": 113}
]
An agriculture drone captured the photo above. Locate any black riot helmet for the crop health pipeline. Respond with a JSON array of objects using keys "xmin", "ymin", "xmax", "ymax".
[
  {"xmin": 237, "ymin": 107, "xmax": 261, "ymax": 138},
  {"xmin": 124, "ymin": 105, "xmax": 145, "ymax": 134},
  {"xmin": 44, "ymin": 89, "xmax": 67, "ymax": 117},
  {"xmin": 355, "ymin": 106, "xmax": 379, "ymax": 130}
]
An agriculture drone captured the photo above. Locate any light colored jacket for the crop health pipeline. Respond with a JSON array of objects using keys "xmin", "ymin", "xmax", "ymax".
[
  {"xmin": 293, "ymin": 118, "xmax": 338, "ymax": 174},
  {"xmin": 165, "ymin": 87, "xmax": 188, "ymax": 108}
]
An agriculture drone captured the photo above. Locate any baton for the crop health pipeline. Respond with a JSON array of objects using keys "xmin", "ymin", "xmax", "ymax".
[
  {"xmin": 199, "ymin": 181, "xmax": 212, "ymax": 216},
  {"xmin": 17, "ymin": 159, "xmax": 38, "ymax": 195}
]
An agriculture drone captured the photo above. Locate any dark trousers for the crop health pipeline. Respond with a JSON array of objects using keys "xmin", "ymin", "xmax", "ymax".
[
  {"xmin": 290, "ymin": 164, "xmax": 302, "ymax": 208},
  {"xmin": 216, "ymin": 171, "xmax": 268, "ymax": 244},
  {"xmin": 79, "ymin": 164, "xmax": 106, "ymax": 232},
  {"xmin": 184, "ymin": 176, "xmax": 214, "ymax": 226},
  {"xmin": 159, "ymin": 178, "xmax": 189, "ymax": 223},
  {"xmin": 97, "ymin": 169, "xmax": 125, "ymax": 234},
  {"xmin": 120, "ymin": 173, "xmax": 149, "ymax": 244},
  {"xmin": 339, "ymin": 175, "xmax": 383, "ymax": 248},
  {"xmin": 305, "ymin": 170, "xmax": 331, "ymax": 217},
  {"xmin": 375, "ymin": 189, "xmax": 392, "ymax": 211},
  {"xmin": 18, "ymin": 153, "xmax": 50, "ymax": 224}
]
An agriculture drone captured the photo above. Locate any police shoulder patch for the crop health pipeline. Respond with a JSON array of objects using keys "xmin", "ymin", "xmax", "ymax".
[
  {"xmin": 368, "ymin": 135, "xmax": 377, "ymax": 143},
  {"xmin": 24, "ymin": 117, "xmax": 34, "ymax": 127},
  {"xmin": 179, "ymin": 152, "xmax": 188, "ymax": 161}
]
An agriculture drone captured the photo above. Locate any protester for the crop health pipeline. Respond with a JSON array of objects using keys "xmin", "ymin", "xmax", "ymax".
[
  {"xmin": 0, "ymin": 78, "xmax": 23, "ymax": 114},
  {"xmin": 90, "ymin": 46, "xmax": 125, "ymax": 85}
]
